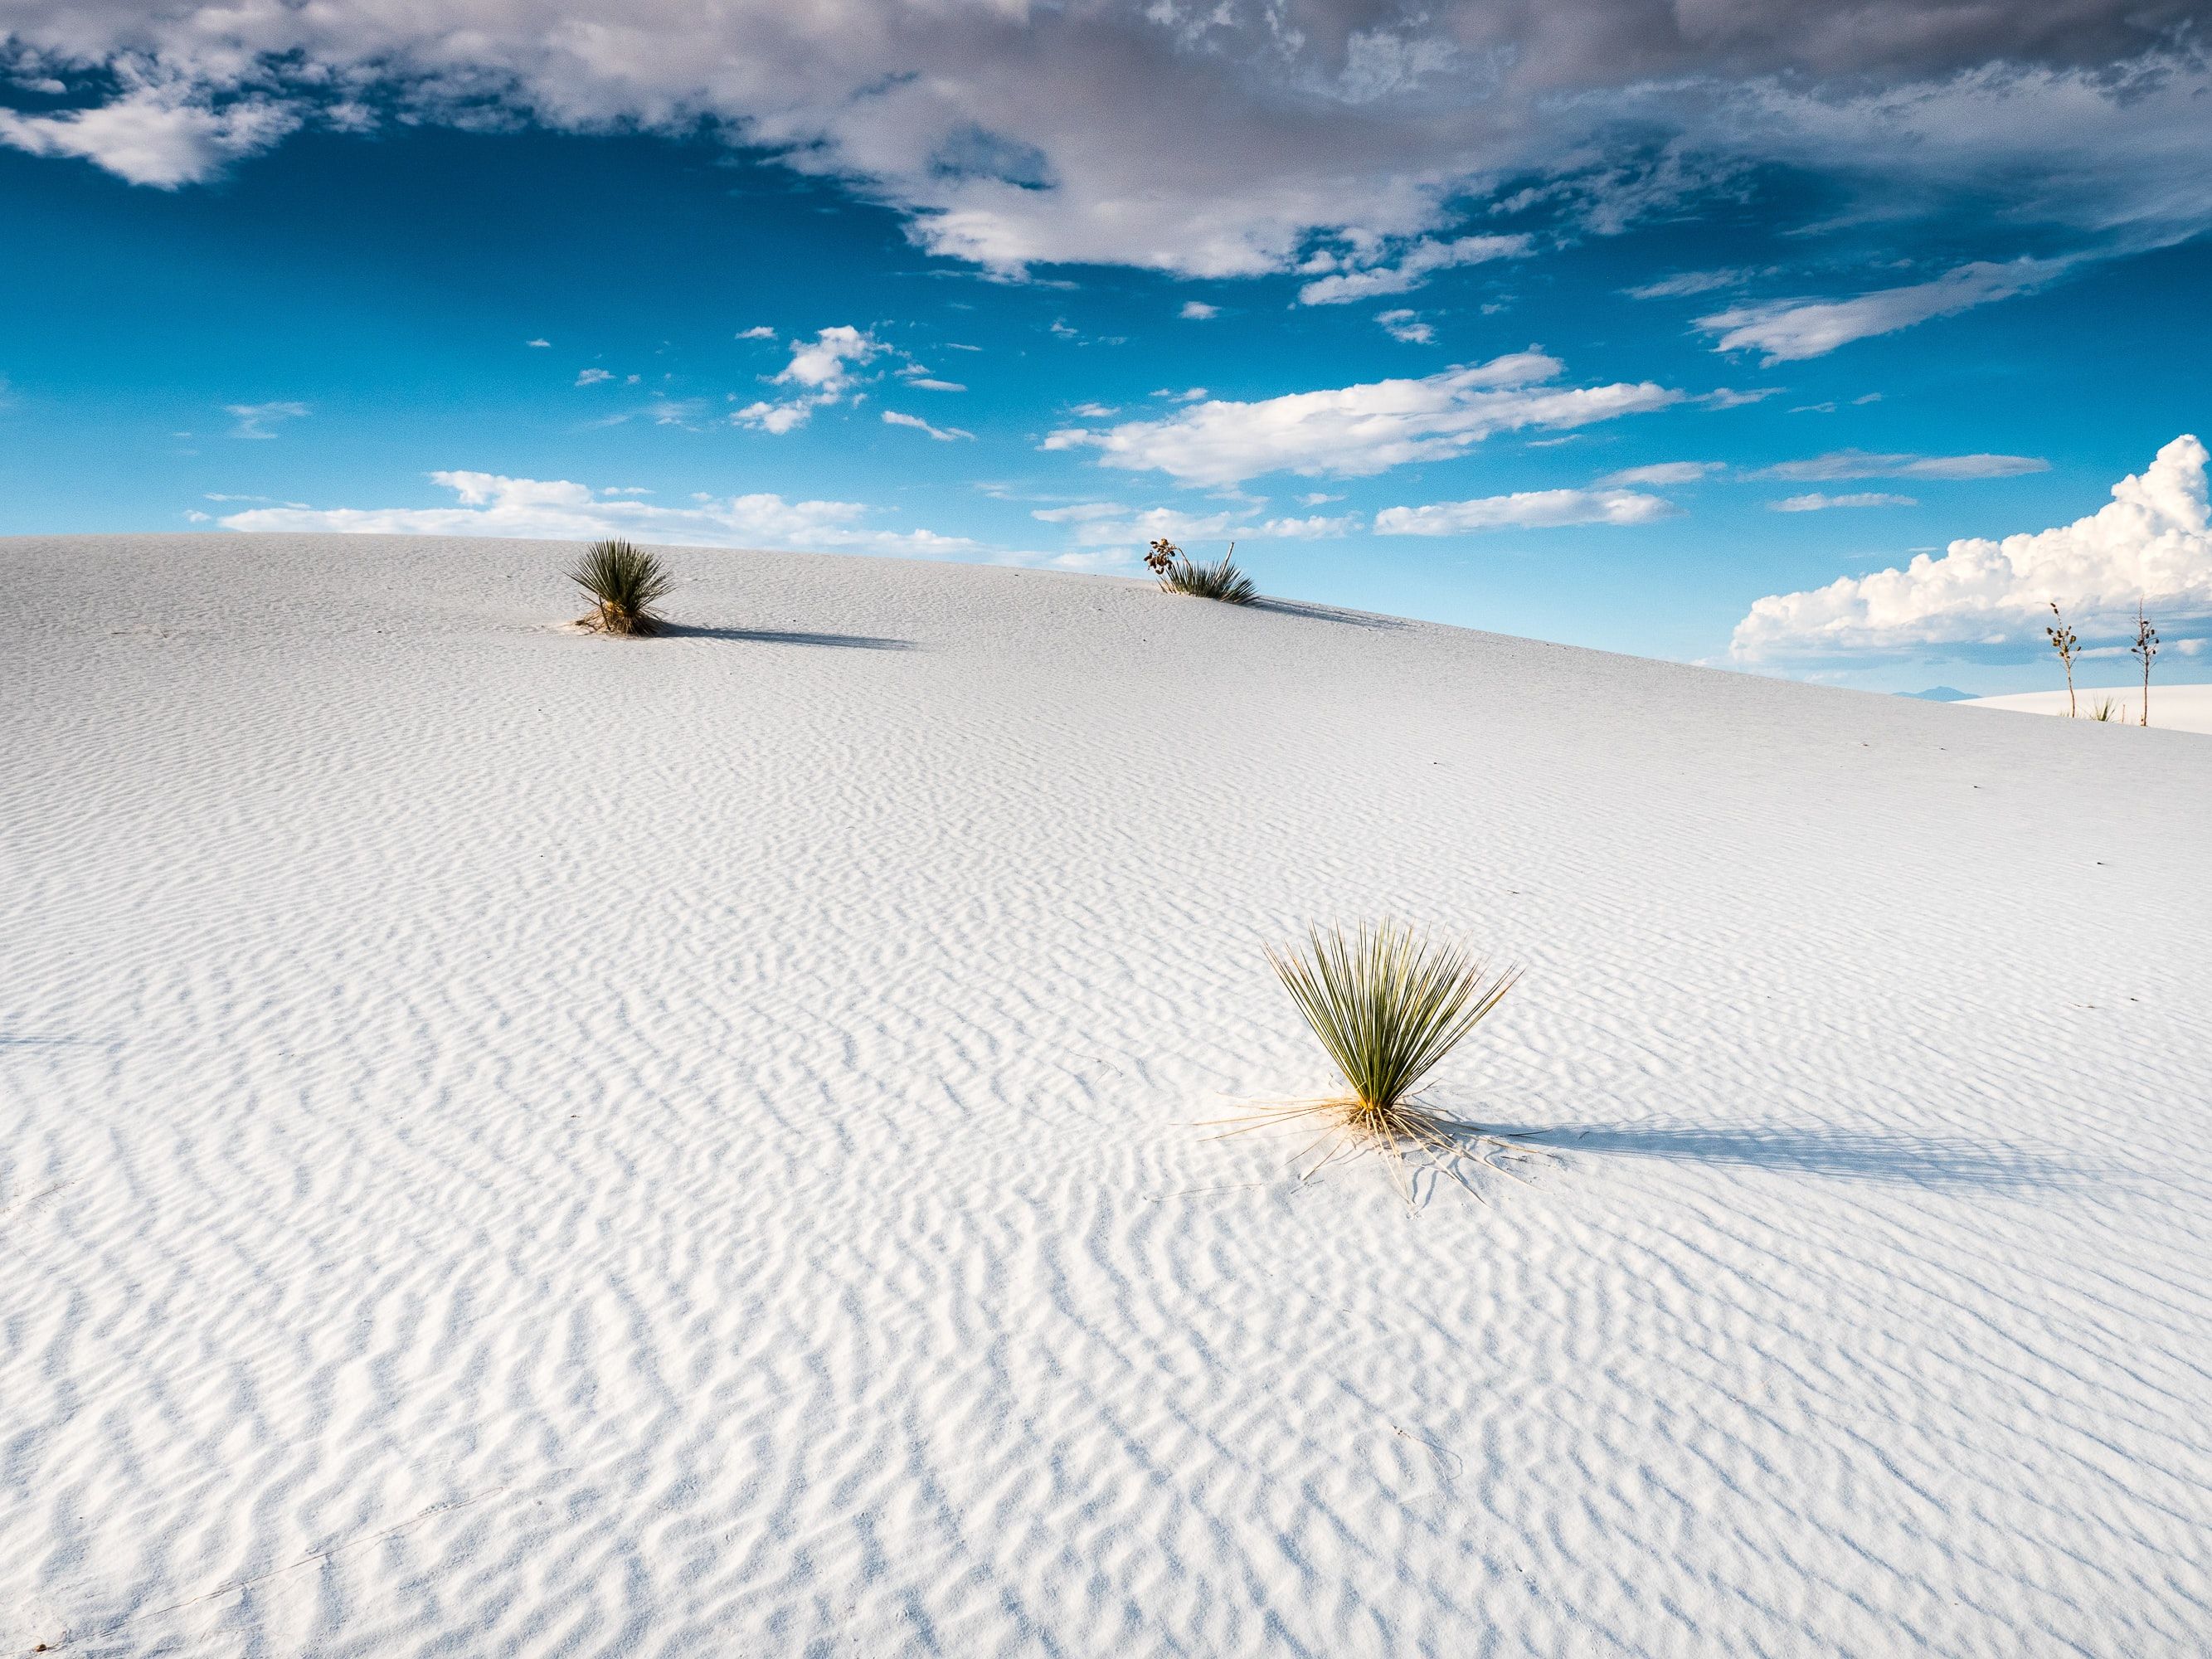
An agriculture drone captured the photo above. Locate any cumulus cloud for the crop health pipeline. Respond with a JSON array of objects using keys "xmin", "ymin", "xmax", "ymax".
[
  {"xmin": 736, "ymin": 325, "xmax": 776, "ymax": 340},
  {"xmin": 1733, "ymin": 435, "xmax": 2212, "ymax": 655},
  {"xmin": 216, "ymin": 469, "xmax": 984, "ymax": 555},
  {"xmin": 734, "ymin": 324, "xmax": 880, "ymax": 432},
  {"xmin": 575, "ymin": 367, "xmax": 612, "ymax": 386},
  {"xmin": 3, "ymin": 0, "xmax": 2206, "ymax": 290},
  {"xmin": 1761, "ymin": 449, "xmax": 2049, "ymax": 480},
  {"xmin": 0, "ymin": 84, "xmax": 294, "ymax": 187},
  {"xmin": 226, "ymin": 400, "xmax": 309, "ymax": 438},
  {"xmin": 1697, "ymin": 258, "xmax": 2067, "ymax": 362},
  {"xmin": 1044, "ymin": 351, "xmax": 1678, "ymax": 486},
  {"xmin": 1296, "ymin": 234, "xmax": 1533, "ymax": 305},
  {"xmin": 882, "ymin": 410, "xmax": 973, "ymax": 441},
  {"xmin": 1376, "ymin": 309, "xmax": 1434, "ymax": 344},
  {"xmin": 1768, "ymin": 491, "xmax": 1918, "ymax": 511},
  {"xmin": 1374, "ymin": 487, "xmax": 1677, "ymax": 534},
  {"xmin": 1179, "ymin": 300, "xmax": 1219, "ymax": 319}
]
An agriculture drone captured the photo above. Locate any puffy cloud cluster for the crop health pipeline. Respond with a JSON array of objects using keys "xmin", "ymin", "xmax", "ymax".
[
  {"xmin": 1296, "ymin": 234, "xmax": 1531, "ymax": 305},
  {"xmin": 1733, "ymin": 435, "xmax": 2212, "ymax": 656},
  {"xmin": 0, "ymin": 82, "xmax": 294, "ymax": 186},
  {"xmin": 734, "ymin": 326, "xmax": 882, "ymax": 434},
  {"xmin": 219, "ymin": 470, "xmax": 984, "ymax": 556},
  {"xmin": 1043, "ymin": 351, "xmax": 1677, "ymax": 486},
  {"xmin": 0, "ymin": 0, "xmax": 2205, "ymax": 281}
]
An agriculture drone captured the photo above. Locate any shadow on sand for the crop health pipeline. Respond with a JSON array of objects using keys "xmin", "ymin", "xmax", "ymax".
[
  {"xmin": 662, "ymin": 625, "xmax": 917, "ymax": 650},
  {"xmin": 1485, "ymin": 1119, "xmax": 2081, "ymax": 1192},
  {"xmin": 1248, "ymin": 598, "xmax": 1408, "ymax": 630}
]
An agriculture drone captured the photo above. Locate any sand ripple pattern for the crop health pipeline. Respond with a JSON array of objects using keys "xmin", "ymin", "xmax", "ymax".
[{"xmin": 3, "ymin": 534, "xmax": 2210, "ymax": 1657}]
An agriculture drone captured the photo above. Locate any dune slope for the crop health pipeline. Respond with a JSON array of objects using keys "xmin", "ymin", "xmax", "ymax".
[
  {"xmin": 4, "ymin": 534, "xmax": 2210, "ymax": 1658},
  {"xmin": 1968, "ymin": 683, "xmax": 2212, "ymax": 735}
]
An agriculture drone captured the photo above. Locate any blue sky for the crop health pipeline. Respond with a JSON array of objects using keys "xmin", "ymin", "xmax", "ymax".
[{"xmin": 3, "ymin": 2, "xmax": 2210, "ymax": 691}]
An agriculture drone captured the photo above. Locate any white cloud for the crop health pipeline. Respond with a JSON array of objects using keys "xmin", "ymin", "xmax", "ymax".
[
  {"xmin": 0, "ymin": 85, "xmax": 294, "ymax": 187},
  {"xmin": 1044, "ymin": 352, "xmax": 1678, "ymax": 486},
  {"xmin": 734, "ymin": 324, "xmax": 881, "ymax": 432},
  {"xmin": 1702, "ymin": 387, "xmax": 1782, "ymax": 409},
  {"xmin": 216, "ymin": 469, "xmax": 984, "ymax": 556},
  {"xmin": 1733, "ymin": 435, "xmax": 2212, "ymax": 655},
  {"xmin": 526, "ymin": 338, "xmax": 551, "ymax": 348},
  {"xmin": 1601, "ymin": 460, "xmax": 1722, "ymax": 486},
  {"xmin": 575, "ymin": 367, "xmax": 612, "ymax": 386},
  {"xmin": 1374, "ymin": 487, "xmax": 1678, "ymax": 534},
  {"xmin": 1032, "ymin": 501, "xmax": 1354, "ymax": 547},
  {"xmin": 882, "ymin": 410, "xmax": 973, "ymax": 441},
  {"xmin": 0, "ymin": 3, "xmax": 2205, "ymax": 294},
  {"xmin": 1297, "ymin": 234, "xmax": 1532, "ymax": 305},
  {"xmin": 1179, "ymin": 300, "xmax": 1219, "ymax": 319},
  {"xmin": 737, "ymin": 325, "xmax": 777, "ymax": 340},
  {"xmin": 1627, "ymin": 270, "xmax": 1752, "ymax": 299},
  {"xmin": 1696, "ymin": 258, "xmax": 2067, "ymax": 362},
  {"xmin": 902, "ymin": 377, "xmax": 966, "ymax": 392},
  {"xmin": 732, "ymin": 400, "xmax": 811, "ymax": 435},
  {"xmin": 1762, "ymin": 449, "xmax": 2049, "ymax": 480},
  {"xmin": 1768, "ymin": 491, "xmax": 1918, "ymax": 511},
  {"xmin": 226, "ymin": 401, "xmax": 309, "ymax": 439},
  {"xmin": 780, "ymin": 324, "xmax": 878, "ymax": 389},
  {"xmin": 1375, "ymin": 309, "xmax": 1434, "ymax": 344}
]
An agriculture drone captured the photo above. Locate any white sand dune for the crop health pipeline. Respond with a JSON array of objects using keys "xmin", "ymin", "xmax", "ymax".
[
  {"xmin": 5, "ymin": 533, "xmax": 2211, "ymax": 1658},
  {"xmin": 1967, "ymin": 683, "xmax": 2212, "ymax": 735}
]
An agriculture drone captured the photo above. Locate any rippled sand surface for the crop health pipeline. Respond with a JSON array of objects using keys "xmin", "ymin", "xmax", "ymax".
[{"xmin": 5, "ymin": 533, "xmax": 2210, "ymax": 1657}]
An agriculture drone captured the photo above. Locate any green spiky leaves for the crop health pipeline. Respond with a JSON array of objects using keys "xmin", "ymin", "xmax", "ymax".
[
  {"xmin": 569, "ymin": 538, "xmax": 675, "ymax": 635},
  {"xmin": 1147, "ymin": 538, "xmax": 1257, "ymax": 604},
  {"xmin": 1269, "ymin": 920, "xmax": 1519, "ymax": 1114}
]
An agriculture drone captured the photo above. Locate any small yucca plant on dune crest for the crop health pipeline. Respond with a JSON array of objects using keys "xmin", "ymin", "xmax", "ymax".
[
  {"xmin": 1146, "ymin": 538, "xmax": 1257, "ymax": 605},
  {"xmin": 569, "ymin": 538, "xmax": 675, "ymax": 635},
  {"xmin": 1219, "ymin": 920, "xmax": 1532, "ymax": 1203}
]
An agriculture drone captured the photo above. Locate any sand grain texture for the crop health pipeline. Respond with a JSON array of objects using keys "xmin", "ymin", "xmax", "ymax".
[{"xmin": 3, "ymin": 534, "xmax": 2210, "ymax": 1657}]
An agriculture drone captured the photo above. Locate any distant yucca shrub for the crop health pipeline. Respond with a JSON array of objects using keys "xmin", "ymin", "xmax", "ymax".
[
  {"xmin": 569, "ymin": 539, "xmax": 674, "ymax": 635},
  {"xmin": 1147, "ymin": 538, "xmax": 1257, "ymax": 605},
  {"xmin": 2090, "ymin": 697, "xmax": 2120, "ymax": 722},
  {"xmin": 1219, "ymin": 921, "xmax": 1528, "ymax": 1201}
]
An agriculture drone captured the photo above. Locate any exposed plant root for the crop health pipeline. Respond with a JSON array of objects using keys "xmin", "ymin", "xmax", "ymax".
[{"xmin": 1203, "ymin": 1094, "xmax": 1553, "ymax": 1208}]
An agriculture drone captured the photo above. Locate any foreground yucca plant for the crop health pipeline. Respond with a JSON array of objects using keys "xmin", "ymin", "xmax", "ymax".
[
  {"xmin": 569, "ymin": 538, "xmax": 674, "ymax": 635},
  {"xmin": 1147, "ymin": 538, "xmax": 1258, "ymax": 604},
  {"xmin": 1220, "ymin": 921, "xmax": 1529, "ymax": 1201}
]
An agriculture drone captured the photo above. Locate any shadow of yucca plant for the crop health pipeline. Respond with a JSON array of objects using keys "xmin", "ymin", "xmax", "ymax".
[
  {"xmin": 569, "ymin": 538, "xmax": 674, "ymax": 635},
  {"xmin": 1218, "ymin": 921, "xmax": 1533, "ymax": 1203},
  {"xmin": 1147, "ymin": 538, "xmax": 1257, "ymax": 605}
]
